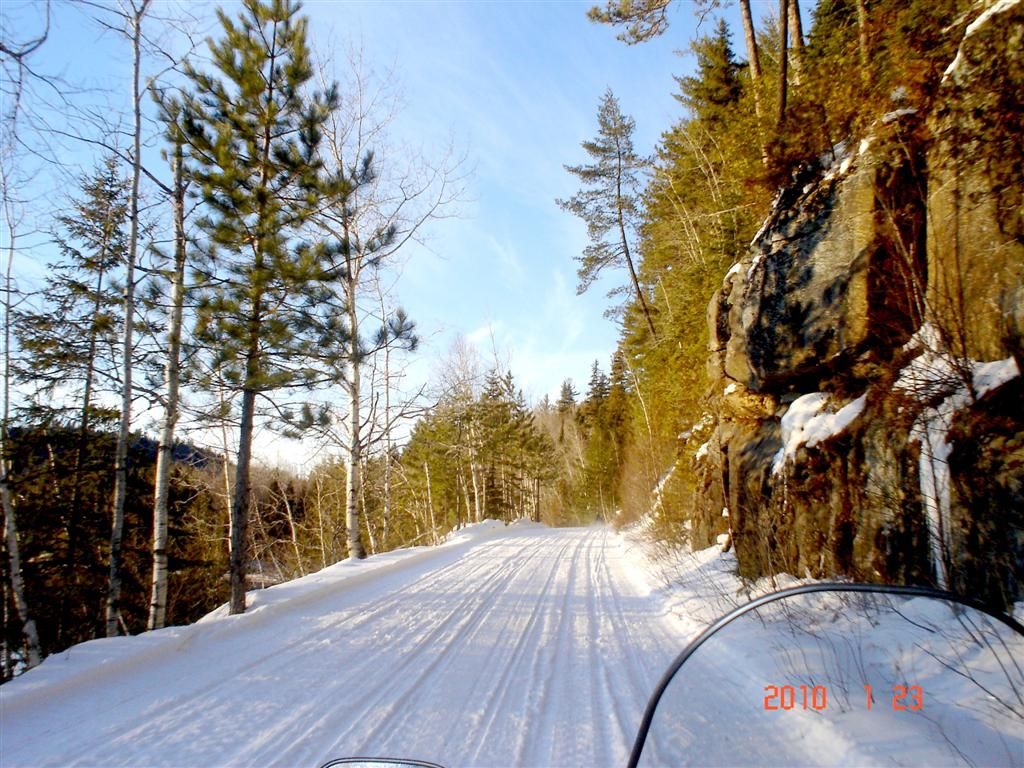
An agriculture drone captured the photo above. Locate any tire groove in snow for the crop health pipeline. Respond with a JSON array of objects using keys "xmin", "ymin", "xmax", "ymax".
[
  {"xmin": 451, "ymin": 535, "xmax": 577, "ymax": 765},
  {"xmin": 220, "ymin": 539, "xmax": 521, "ymax": 767},
  {"xmin": 593, "ymin": 534, "xmax": 682, "ymax": 767},
  {"xmin": 585, "ymin": 531, "xmax": 630, "ymax": 762},
  {"xmin": 533, "ymin": 525, "xmax": 590, "ymax": 767},
  {"xmin": 343, "ymin": 538, "xmax": 553, "ymax": 755}
]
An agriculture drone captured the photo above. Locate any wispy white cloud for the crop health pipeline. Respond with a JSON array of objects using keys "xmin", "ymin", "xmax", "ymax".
[{"xmin": 467, "ymin": 321, "xmax": 502, "ymax": 346}]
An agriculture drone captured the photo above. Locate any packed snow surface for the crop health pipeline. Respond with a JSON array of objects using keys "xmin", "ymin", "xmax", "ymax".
[
  {"xmin": 3, "ymin": 522, "xmax": 1022, "ymax": 767},
  {"xmin": 2, "ymin": 524, "xmax": 684, "ymax": 767}
]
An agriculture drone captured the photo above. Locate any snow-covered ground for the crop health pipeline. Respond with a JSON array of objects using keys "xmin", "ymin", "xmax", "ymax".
[
  {"xmin": 2, "ymin": 522, "xmax": 1022, "ymax": 767},
  {"xmin": 1, "ymin": 523, "xmax": 685, "ymax": 767}
]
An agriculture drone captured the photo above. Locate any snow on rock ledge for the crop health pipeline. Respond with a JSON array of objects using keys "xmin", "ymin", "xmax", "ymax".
[{"xmin": 773, "ymin": 393, "xmax": 868, "ymax": 474}]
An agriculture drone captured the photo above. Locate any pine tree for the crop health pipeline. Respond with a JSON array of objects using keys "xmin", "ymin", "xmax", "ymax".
[
  {"xmin": 558, "ymin": 89, "xmax": 656, "ymax": 338},
  {"xmin": 171, "ymin": 0, "xmax": 338, "ymax": 614},
  {"xmin": 587, "ymin": 0, "xmax": 672, "ymax": 44}
]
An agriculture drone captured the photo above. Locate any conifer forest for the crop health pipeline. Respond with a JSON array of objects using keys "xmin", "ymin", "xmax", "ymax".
[{"xmin": 2, "ymin": 0, "xmax": 1021, "ymax": 678}]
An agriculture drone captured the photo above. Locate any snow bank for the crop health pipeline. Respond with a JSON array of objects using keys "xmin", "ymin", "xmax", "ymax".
[
  {"xmin": 623, "ymin": 531, "xmax": 1023, "ymax": 767},
  {"xmin": 7, "ymin": 520, "xmax": 515, "ymax": 711},
  {"xmin": 203, "ymin": 519, "xmax": 511, "ymax": 622}
]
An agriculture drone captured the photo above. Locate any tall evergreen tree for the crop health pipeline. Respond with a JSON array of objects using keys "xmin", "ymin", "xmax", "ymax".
[
  {"xmin": 676, "ymin": 19, "xmax": 743, "ymax": 127},
  {"xmin": 586, "ymin": 360, "xmax": 611, "ymax": 403},
  {"xmin": 558, "ymin": 89, "xmax": 656, "ymax": 338},
  {"xmin": 171, "ymin": 0, "xmax": 339, "ymax": 614},
  {"xmin": 15, "ymin": 157, "xmax": 127, "ymax": 640},
  {"xmin": 556, "ymin": 379, "xmax": 578, "ymax": 414}
]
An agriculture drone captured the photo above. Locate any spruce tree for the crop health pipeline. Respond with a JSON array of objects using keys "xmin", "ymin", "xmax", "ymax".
[
  {"xmin": 15, "ymin": 157, "xmax": 127, "ymax": 640},
  {"xmin": 556, "ymin": 379, "xmax": 578, "ymax": 414},
  {"xmin": 586, "ymin": 360, "xmax": 611, "ymax": 402},
  {"xmin": 676, "ymin": 19, "xmax": 743, "ymax": 128},
  {"xmin": 171, "ymin": 0, "xmax": 339, "ymax": 614}
]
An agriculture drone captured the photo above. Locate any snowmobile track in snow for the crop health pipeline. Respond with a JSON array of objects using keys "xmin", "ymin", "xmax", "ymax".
[{"xmin": 1, "ymin": 524, "xmax": 686, "ymax": 768}]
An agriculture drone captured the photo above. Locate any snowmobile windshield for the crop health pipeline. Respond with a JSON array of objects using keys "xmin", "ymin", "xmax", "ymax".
[
  {"xmin": 321, "ymin": 758, "xmax": 445, "ymax": 768},
  {"xmin": 630, "ymin": 584, "xmax": 1024, "ymax": 767}
]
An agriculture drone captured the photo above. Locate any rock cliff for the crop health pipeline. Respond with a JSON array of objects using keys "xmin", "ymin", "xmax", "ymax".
[{"xmin": 694, "ymin": 0, "xmax": 1023, "ymax": 610}]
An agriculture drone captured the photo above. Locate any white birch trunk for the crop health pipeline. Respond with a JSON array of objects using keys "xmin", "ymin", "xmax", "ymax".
[
  {"xmin": 107, "ymin": 0, "xmax": 149, "ymax": 637},
  {"xmin": 1, "ymin": 180, "xmax": 41, "ymax": 668},
  {"xmin": 359, "ymin": 460, "xmax": 377, "ymax": 555},
  {"xmin": 380, "ymin": 291, "xmax": 392, "ymax": 551},
  {"xmin": 281, "ymin": 487, "xmax": 305, "ymax": 575},
  {"xmin": 148, "ymin": 144, "xmax": 186, "ymax": 631},
  {"xmin": 424, "ymin": 461, "xmax": 437, "ymax": 545},
  {"xmin": 345, "ymin": 286, "xmax": 366, "ymax": 559}
]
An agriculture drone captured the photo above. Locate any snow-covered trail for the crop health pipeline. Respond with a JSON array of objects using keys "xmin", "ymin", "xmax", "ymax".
[{"xmin": 1, "ymin": 524, "xmax": 686, "ymax": 767}]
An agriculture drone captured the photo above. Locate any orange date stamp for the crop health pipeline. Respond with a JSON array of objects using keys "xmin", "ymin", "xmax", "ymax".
[{"xmin": 763, "ymin": 684, "xmax": 924, "ymax": 711}]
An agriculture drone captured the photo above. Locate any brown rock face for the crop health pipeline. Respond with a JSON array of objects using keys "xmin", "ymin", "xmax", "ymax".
[
  {"xmin": 927, "ymin": 1, "xmax": 1024, "ymax": 363},
  {"xmin": 696, "ymin": 2, "xmax": 1023, "ymax": 609}
]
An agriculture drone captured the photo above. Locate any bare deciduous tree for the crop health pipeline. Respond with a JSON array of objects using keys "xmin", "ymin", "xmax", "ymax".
[
  {"xmin": 0, "ymin": 152, "xmax": 42, "ymax": 672},
  {"xmin": 300, "ymin": 50, "xmax": 463, "ymax": 559}
]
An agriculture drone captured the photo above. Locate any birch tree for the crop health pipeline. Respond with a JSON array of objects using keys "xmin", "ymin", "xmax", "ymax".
[
  {"xmin": 146, "ymin": 134, "xmax": 188, "ymax": 630},
  {"xmin": 1, "ymin": 154, "xmax": 42, "ymax": 672},
  {"xmin": 106, "ymin": 0, "xmax": 152, "ymax": 638},
  {"xmin": 294, "ymin": 55, "xmax": 459, "ymax": 559}
]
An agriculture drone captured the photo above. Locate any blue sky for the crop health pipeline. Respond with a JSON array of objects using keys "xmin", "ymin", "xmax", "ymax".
[
  {"xmin": 4, "ymin": 0, "xmax": 789, "ymax": 464},
  {"xmin": 296, "ymin": 0, "xmax": 765, "ymax": 403},
  {"xmin": 302, "ymin": 1, "xmax": 713, "ymax": 403}
]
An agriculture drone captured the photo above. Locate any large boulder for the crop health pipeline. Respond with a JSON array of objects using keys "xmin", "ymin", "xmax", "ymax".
[{"xmin": 723, "ymin": 124, "xmax": 926, "ymax": 391}]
